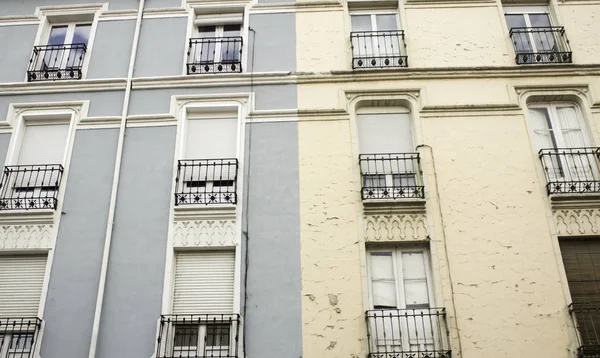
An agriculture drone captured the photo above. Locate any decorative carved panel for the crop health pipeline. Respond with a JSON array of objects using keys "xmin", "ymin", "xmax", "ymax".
[
  {"xmin": 0, "ymin": 224, "xmax": 54, "ymax": 249},
  {"xmin": 364, "ymin": 214, "xmax": 428, "ymax": 242},
  {"xmin": 173, "ymin": 220, "xmax": 237, "ymax": 248},
  {"xmin": 554, "ymin": 209, "xmax": 600, "ymax": 236}
]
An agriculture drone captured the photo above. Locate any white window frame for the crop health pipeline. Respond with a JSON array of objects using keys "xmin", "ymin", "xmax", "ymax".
[
  {"xmin": 30, "ymin": 5, "xmax": 104, "ymax": 81},
  {"xmin": 366, "ymin": 247, "xmax": 435, "ymax": 310},
  {"xmin": 183, "ymin": 3, "xmax": 250, "ymax": 75},
  {"xmin": 194, "ymin": 24, "xmax": 243, "ymax": 65},
  {"xmin": 504, "ymin": 6, "xmax": 558, "ymax": 54},
  {"xmin": 0, "ymin": 331, "xmax": 35, "ymax": 358},
  {"xmin": 170, "ymin": 320, "xmax": 236, "ymax": 357},
  {"xmin": 350, "ymin": 10, "xmax": 403, "ymax": 57},
  {"xmin": 528, "ymin": 102, "xmax": 591, "ymax": 149}
]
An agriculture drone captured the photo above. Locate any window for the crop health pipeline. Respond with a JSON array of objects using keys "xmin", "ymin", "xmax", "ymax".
[
  {"xmin": 175, "ymin": 113, "xmax": 239, "ymax": 206},
  {"xmin": 350, "ymin": 12, "xmax": 406, "ymax": 69},
  {"xmin": 187, "ymin": 13, "xmax": 244, "ymax": 74},
  {"xmin": 357, "ymin": 108, "xmax": 423, "ymax": 199},
  {"xmin": 0, "ymin": 122, "xmax": 69, "ymax": 211},
  {"xmin": 504, "ymin": 6, "xmax": 572, "ymax": 64},
  {"xmin": 366, "ymin": 248, "xmax": 450, "ymax": 356},
  {"xmin": 28, "ymin": 22, "xmax": 91, "ymax": 81},
  {"xmin": 528, "ymin": 103, "xmax": 600, "ymax": 194},
  {"xmin": 0, "ymin": 255, "xmax": 46, "ymax": 358},
  {"xmin": 560, "ymin": 239, "xmax": 600, "ymax": 355},
  {"xmin": 156, "ymin": 251, "xmax": 240, "ymax": 358}
]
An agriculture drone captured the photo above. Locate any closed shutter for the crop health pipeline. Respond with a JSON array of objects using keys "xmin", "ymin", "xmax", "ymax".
[
  {"xmin": 560, "ymin": 239, "xmax": 600, "ymax": 304},
  {"xmin": 0, "ymin": 255, "xmax": 47, "ymax": 317},
  {"xmin": 185, "ymin": 118, "xmax": 237, "ymax": 159},
  {"xmin": 358, "ymin": 112, "xmax": 413, "ymax": 154},
  {"xmin": 18, "ymin": 123, "xmax": 69, "ymax": 165},
  {"xmin": 173, "ymin": 251, "xmax": 235, "ymax": 314}
]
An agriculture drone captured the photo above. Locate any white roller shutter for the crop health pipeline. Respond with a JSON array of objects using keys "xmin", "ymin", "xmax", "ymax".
[
  {"xmin": 185, "ymin": 118, "xmax": 237, "ymax": 159},
  {"xmin": 358, "ymin": 112, "xmax": 413, "ymax": 154},
  {"xmin": 0, "ymin": 255, "xmax": 47, "ymax": 317},
  {"xmin": 18, "ymin": 123, "xmax": 69, "ymax": 165},
  {"xmin": 173, "ymin": 251, "xmax": 235, "ymax": 314}
]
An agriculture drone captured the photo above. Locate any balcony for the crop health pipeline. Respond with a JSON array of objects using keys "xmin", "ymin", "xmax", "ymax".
[
  {"xmin": 509, "ymin": 27, "xmax": 572, "ymax": 65},
  {"xmin": 175, "ymin": 159, "xmax": 239, "ymax": 206},
  {"xmin": 539, "ymin": 148, "xmax": 600, "ymax": 195},
  {"xmin": 156, "ymin": 314, "xmax": 240, "ymax": 358},
  {"xmin": 0, "ymin": 165, "xmax": 64, "ymax": 211},
  {"xmin": 187, "ymin": 37, "xmax": 243, "ymax": 74},
  {"xmin": 0, "ymin": 317, "xmax": 42, "ymax": 358},
  {"xmin": 570, "ymin": 303, "xmax": 600, "ymax": 357},
  {"xmin": 359, "ymin": 153, "xmax": 424, "ymax": 200},
  {"xmin": 366, "ymin": 308, "xmax": 451, "ymax": 358},
  {"xmin": 351, "ymin": 31, "xmax": 408, "ymax": 69},
  {"xmin": 27, "ymin": 44, "xmax": 87, "ymax": 81}
]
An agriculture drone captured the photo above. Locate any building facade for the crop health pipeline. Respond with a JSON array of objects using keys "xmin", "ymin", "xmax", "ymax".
[{"xmin": 0, "ymin": 0, "xmax": 599, "ymax": 357}]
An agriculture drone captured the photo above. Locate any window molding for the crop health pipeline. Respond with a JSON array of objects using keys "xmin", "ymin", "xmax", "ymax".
[
  {"xmin": 30, "ymin": 4, "xmax": 106, "ymax": 82},
  {"xmin": 183, "ymin": 1, "xmax": 251, "ymax": 75}
]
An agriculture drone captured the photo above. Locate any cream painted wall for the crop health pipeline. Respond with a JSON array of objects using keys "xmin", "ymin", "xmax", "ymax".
[
  {"xmin": 558, "ymin": 3, "xmax": 600, "ymax": 65},
  {"xmin": 420, "ymin": 113, "xmax": 573, "ymax": 357},
  {"xmin": 298, "ymin": 119, "xmax": 367, "ymax": 358},
  {"xmin": 403, "ymin": 5, "xmax": 513, "ymax": 67},
  {"xmin": 296, "ymin": 9, "xmax": 349, "ymax": 72}
]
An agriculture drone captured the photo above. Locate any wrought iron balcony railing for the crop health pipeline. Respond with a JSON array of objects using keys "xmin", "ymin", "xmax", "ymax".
[
  {"xmin": 366, "ymin": 308, "xmax": 451, "ymax": 358},
  {"xmin": 351, "ymin": 30, "xmax": 408, "ymax": 69},
  {"xmin": 156, "ymin": 314, "xmax": 240, "ymax": 358},
  {"xmin": 175, "ymin": 159, "xmax": 239, "ymax": 206},
  {"xmin": 570, "ymin": 303, "xmax": 600, "ymax": 357},
  {"xmin": 509, "ymin": 27, "xmax": 572, "ymax": 65},
  {"xmin": 359, "ymin": 153, "xmax": 424, "ymax": 200},
  {"xmin": 0, "ymin": 317, "xmax": 42, "ymax": 358},
  {"xmin": 0, "ymin": 165, "xmax": 64, "ymax": 211},
  {"xmin": 27, "ymin": 44, "xmax": 87, "ymax": 81},
  {"xmin": 187, "ymin": 37, "xmax": 243, "ymax": 74},
  {"xmin": 539, "ymin": 148, "xmax": 600, "ymax": 195}
]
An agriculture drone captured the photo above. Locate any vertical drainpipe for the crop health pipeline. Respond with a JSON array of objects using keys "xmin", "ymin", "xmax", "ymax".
[{"xmin": 87, "ymin": 0, "xmax": 145, "ymax": 357}]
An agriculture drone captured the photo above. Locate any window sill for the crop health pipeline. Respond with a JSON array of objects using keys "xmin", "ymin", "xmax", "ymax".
[
  {"xmin": 0, "ymin": 208, "xmax": 55, "ymax": 225},
  {"xmin": 363, "ymin": 198, "xmax": 426, "ymax": 214}
]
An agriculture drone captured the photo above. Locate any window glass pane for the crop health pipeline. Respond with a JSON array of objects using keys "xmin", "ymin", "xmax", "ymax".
[
  {"xmin": 528, "ymin": 108, "xmax": 557, "ymax": 150},
  {"xmin": 72, "ymin": 24, "xmax": 91, "ymax": 46},
  {"xmin": 404, "ymin": 279, "xmax": 430, "ymax": 307},
  {"xmin": 223, "ymin": 24, "xmax": 241, "ymax": 37},
  {"xmin": 48, "ymin": 26, "xmax": 67, "ymax": 45},
  {"xmin": 221, "ymin": 25, "xmax": 241, "ymax": 62},
  {"xmin": 376, "ymin": 14, "xmax": 397, "ymax": 31},
  {"xmin": 373, "ymin": 281, "xmax": 397, "ymax": 308},
  {"xmin": 529, "ymin": 13, "xmax": 551, "ymax": 27},
  {"xmin": 10, "ymin": 333, "xmax": 33, "ymax": 350},
  {"xmin": 351, "ymin": 15, "xmax": 372, "ymax": 32},
  {"xmin": 402, "ymin": 252, "xmax": 426, "ymax": 279},
  {"xmin": 393, "ymin": 174, "xmax": 416, "ymax": 188},
  {"xmin": 198, "ymin": 26, "xmax": 217, "ymax": 37},
  {"xmin": 363, "ymin": 174, "xmax": 386, "ymax": 189},
  {"xmin": 505, "ymin": 14, "xmax": 526, "ymax": 30},
  {"xmin": 206, "ymin": 324, "xmax": 230, "ymax": 347},
  {"xmin": 174, "ymin": 325, "xmax": 198, "ymax": 348},
  {"xmin": 371, "ymin": 252, "xmax": 394, "ymax": 279}
]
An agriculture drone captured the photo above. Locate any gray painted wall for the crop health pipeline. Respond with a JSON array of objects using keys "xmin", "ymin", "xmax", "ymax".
[
  {"xmin": 95, "ymin": 126, "xmax": 176, "ymax": 358},
  {"xmin": 0, "ymin": 25, "xmax": 38, "ymax": 83},
  {"xmin": 248, "ymin": 14, "xmax": 296, "ymax": 73},
  {"xmin": 87, "ymin": 20, "xmax": 136, "ymax": 79},
  {"xmin": 134, "ymin": 17, "xmax": 187, "ymax": 78},
  {"xmin": 128, "ymin": 84, "xmax": 297, "ymax": 115},
  {"xmin": 0, "ymin": 0, "xmax": 137, "ymax": 16},
  {"xmin": 145, "ymin": 0, "xmax": 181, "ymax": 8},
  {"xmin": 41, "ymin": 128, "xmax": 119, "ymax": 358},
  {"xmin": 244, "ymin": 122, "xmax": 303, "ymax": 358},
  {"xmin": 0, "ymin": 91, "xmax": 125, "ymax": 118}
]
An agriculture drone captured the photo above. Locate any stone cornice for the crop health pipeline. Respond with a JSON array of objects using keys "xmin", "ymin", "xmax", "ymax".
[
  {"xmin": 0, "ymin": 65, "xmax": 600, "ymax": 95},
  {"xmin": 0, "ymin": 79, "xmax": 127, "ymax": 95}
]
